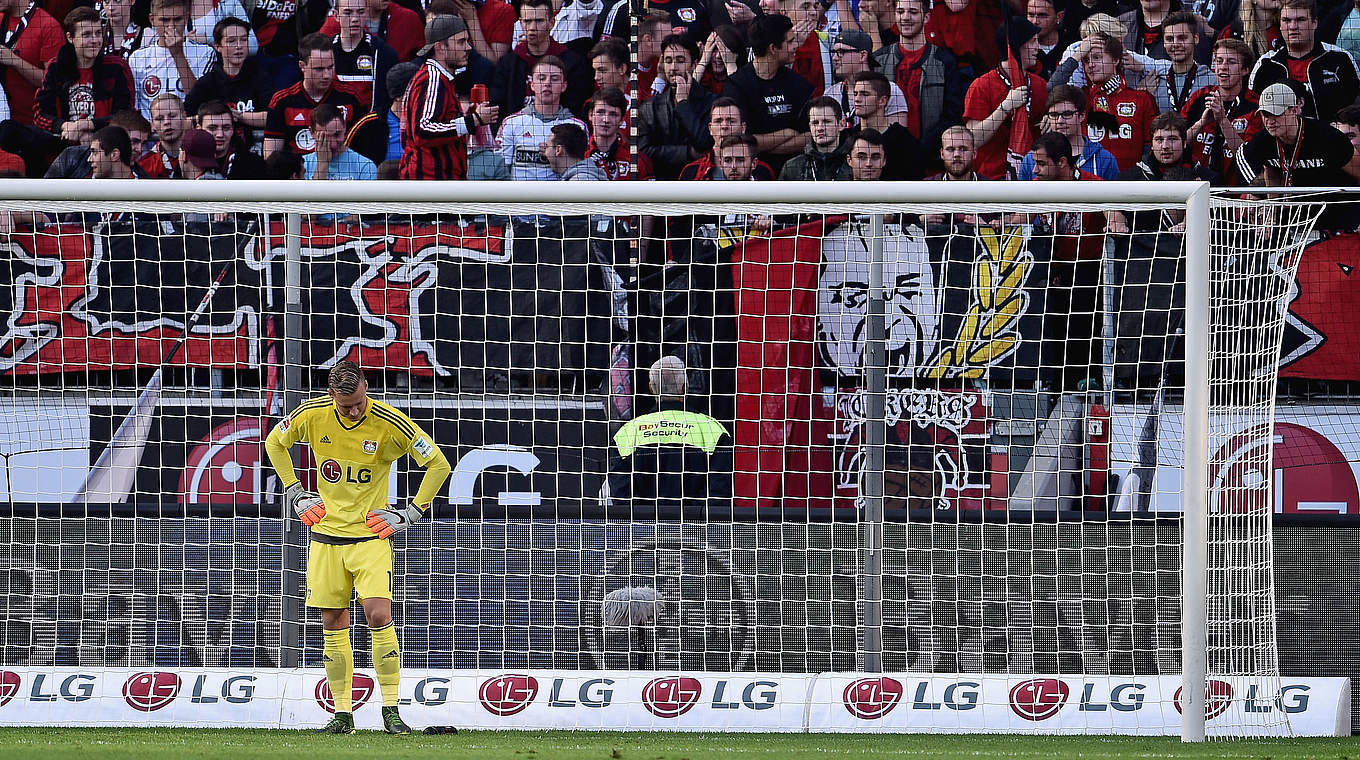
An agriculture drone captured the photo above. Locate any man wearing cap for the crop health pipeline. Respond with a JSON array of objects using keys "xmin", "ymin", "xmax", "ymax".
[
  {"xmin": 824, "ymin": 29, "xmax": 909, "ymax": 129},
  {"xmin": 399, "ymin": 15, "xmax": 499, "ymax": 180},
  {"xmin": 964, "ymin": 17, "xmax": 1047, "ymax": 180},
  {"xmin": 1238, "ymin": 81, "xmax": 1360, "ymax": 230},
  {"xmin": 179, "ymin": 128, "xmax": 223, "ymax": 179}
]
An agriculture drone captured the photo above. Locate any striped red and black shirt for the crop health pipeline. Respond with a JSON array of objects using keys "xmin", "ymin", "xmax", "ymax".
[{"xmin": 399, "ymin": 58, "xmax": 473, "ymax": 181}]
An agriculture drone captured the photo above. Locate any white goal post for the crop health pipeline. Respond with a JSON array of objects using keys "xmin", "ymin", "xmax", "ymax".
[{"xmin": 0, "ymin": 179, "xmax": 1332, "ymax": 739}]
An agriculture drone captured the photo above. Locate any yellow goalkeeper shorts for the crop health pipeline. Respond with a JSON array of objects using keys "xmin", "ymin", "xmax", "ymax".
[{"xmin": 305, "ymin": 537, "xmax": 393, "ymax": 608}]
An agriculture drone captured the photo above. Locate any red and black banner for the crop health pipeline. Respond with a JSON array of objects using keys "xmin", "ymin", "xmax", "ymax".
[{"xmin": 0, "ymin": 217, "xmax": 619, "ymax": 381}]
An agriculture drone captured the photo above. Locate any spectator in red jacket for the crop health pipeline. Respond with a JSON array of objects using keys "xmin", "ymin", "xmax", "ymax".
[
  {"xmin": 140, "ymin": 92, "xmax": 188, "ymax": 176},
  {"xmin": 963, "ymin": 17, "xmax": 1045, "ymax": 179},
  {"xmin": 587, "ymin": 86, "xmax": 631, "ymax": 179},
  {"xmin": 1079, "ymin": 31, "xmax": 1154, "ymax": 170},
  {"xmin": 0, "ymin": 0, "xmax": 65, "ymax": 125}
]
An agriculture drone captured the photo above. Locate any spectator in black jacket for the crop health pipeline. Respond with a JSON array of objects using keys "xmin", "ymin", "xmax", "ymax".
[
  {"xmin": 35, "ymin": 8, "xmax": 136, "ymax": 143},
  {"xmin": 1247, "ymin": 0, "xmax": 1360, "ymax": 122},
  {"xmin": 489, "ymin": 0, "xmax": 593, "ymax": 117},
  {"xmin": 638, "ymin": 34, "xmax": 714, "ymax": 179},
  {"xmin": 779, "ymin": 96, "xmax": 853, "ymax": 180},
  {"xmin": 44, "ymin": 109, "xmax": 151, "ymax": 177},
  {"xmin": 185, "ymin": 17, "xmax": 273, "ymax": 138}
]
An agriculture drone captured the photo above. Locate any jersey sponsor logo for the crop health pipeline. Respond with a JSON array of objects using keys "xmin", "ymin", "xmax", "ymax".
[
  {"xmin": 479, "ymin": 673, "xmax": 539, "ymax": 716},
  {"xmin": 314, "ymin": 673, "xmax": 375, "ymax": 713},
  {"xmin": 123, "ymin": 671, "xmax": 182, "ymax": 712},
  {"xmin": 320, "ymin": 458, "xmax": 343, "ymax": 482},
  {"xmin": 0, "ymin": 671, "xmax": 19, "ymax": 708},
  {"xmin": 254, "ymin": 0, "xmax": 298, "ymax": 19},
  {"xmin": 1117, "ymin": 102, "xmax": 1136, "ymax": 117},
  {"xmin": 412, "ymin": 436, "xmax": 433, "ymax": 458},
  {"xmin": 362, "ymin": 439, "xmax": 377, "ymax": 454},
  {"xmin": 319, "ymin": 458, "xmax": 373, "ymax": 483},
  {"xmin": 641, "ymin": 677, "xmax": 703, "ymax": 718},
  {"xmin": 295, "ymin": 127, "xmax": 316, "ymax": 151},
  {"xmin": 141, "ymin": 75, "xmax": 162, "ymax": 98},
  {"xmin": 842, "ymin": 676, "xmax": 904, "ymax": 719},
  {"xmin": 1173, "ymin": 679, "xmax": 1233, "ymax": 720},
  {"xmin": 1009, "ymin": 678, "xmax": 1069, "ymax": 721}
]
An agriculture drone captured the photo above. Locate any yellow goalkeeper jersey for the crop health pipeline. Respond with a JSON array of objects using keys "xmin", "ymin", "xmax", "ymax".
[{"xmin": 265, "ymin": 396, "xmax": 449, "ymax": 538}]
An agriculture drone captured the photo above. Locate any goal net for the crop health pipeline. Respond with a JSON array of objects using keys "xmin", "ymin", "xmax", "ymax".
[{"xmin": 0, "ymin": 181, "xmax": 1332, "ymax": 738}]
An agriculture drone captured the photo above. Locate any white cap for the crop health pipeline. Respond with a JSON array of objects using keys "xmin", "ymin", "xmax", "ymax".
[{"xmin": 1259, "ymin": 82, "xmax": 1301, "ymax": 116}]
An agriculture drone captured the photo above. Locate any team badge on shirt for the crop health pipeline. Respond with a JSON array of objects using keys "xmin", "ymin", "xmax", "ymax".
[
  {"xmin": 357, "ymin": 55, "xmax": 373, "ymax": 70},
  {"xmin": 1117, "ymin": 102, "xmax": 1136, "ymax": 117},
  {"xmin": 363, "ymin": 439, "xmax": 378, "ymax": 454},
  {"xmin": 1233, "ymin": 117, "xmax": 1249, "ymax": 131},
  {"xmin": 678, "ymin": 7, "xmax": 696, "ymax": 21}
]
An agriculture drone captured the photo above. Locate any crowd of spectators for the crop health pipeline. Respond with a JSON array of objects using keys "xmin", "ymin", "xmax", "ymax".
[{"xmin": 0, "ymin": 0, "xmax": 1355, "ymax": 221}]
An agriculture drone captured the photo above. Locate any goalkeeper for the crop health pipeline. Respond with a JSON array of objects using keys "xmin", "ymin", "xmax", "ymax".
[{"xmin": 264, "ymin": 361, "xmax": 451, "ymax": 735}]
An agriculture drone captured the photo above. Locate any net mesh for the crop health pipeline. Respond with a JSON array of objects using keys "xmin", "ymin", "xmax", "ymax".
[{"xmin": 0, "ymin": 189, "xmax": 1325, "ymax": 735}]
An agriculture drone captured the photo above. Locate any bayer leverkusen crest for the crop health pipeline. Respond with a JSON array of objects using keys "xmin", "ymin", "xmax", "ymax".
[{"xmin": 363, "ymin": 439, "xmax": 377, "ymax": 454}]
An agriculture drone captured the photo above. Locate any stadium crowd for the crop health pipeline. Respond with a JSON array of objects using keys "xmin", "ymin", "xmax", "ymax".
[{"xmin": 0, "ymin": 0, "xmax": 1357, "ymax": 217}]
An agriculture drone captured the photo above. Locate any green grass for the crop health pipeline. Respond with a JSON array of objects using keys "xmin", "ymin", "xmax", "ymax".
[{"xmin": 2, "ymin": 728, "xmax": 1359, "ymax": 760}]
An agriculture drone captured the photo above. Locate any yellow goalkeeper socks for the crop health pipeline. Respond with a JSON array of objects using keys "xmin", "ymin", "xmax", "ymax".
[
  {"xmin": 322, "ymin": 627, "xmax": 354, "ymax": 713},
  {"xmin": 370, "ymin": 622, "xmax": 401, "ymax": 707}
]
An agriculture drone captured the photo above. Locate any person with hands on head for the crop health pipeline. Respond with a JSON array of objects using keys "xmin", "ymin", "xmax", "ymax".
[
  {"xmin": 305, "ymin": 102, "xmax": 376, "ymax": 179},
  {"xmin": 265, "ymin": 361, "xmax": 451, "ymax": 737}
]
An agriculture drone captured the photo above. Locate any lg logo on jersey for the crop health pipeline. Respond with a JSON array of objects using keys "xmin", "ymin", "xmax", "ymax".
[{"xmin": 319, "ymin": 459, "xmax": 372, "ymax": 484}]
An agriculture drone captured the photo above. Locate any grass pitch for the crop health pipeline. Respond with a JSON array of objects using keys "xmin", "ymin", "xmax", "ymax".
[{"xmin": 2, "ymin": 728, "xmax": 1359, "ymax": 760}]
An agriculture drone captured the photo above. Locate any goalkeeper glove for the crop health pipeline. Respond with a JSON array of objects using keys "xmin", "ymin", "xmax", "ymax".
[
  {"xmin": 285, "ymin": 482, "xmax": 326, "ymax": 526},
  {"xmin": 365, "ymin": 503, "xmax": 427, "ymax": 539}
]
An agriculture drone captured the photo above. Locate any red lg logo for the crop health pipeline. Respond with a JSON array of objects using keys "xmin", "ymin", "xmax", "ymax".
[
  {"xmin": 1174, "ymin": 679, "xmax": 1234, "ymax": 720},
  {"xmin": 842, "ymin": 677, "xmax": 904, "ymax": 720},
  {"xmin": 479, "ymin": 674, "xmax": 539, "ymax": 716},
  {"xmin": 320, "ymin": 459, "xmax": 342, "ymax": 483},
  {"xmin": 0, "ymin": 671, "xmax": 19, "ymax": 708},
  {"xmin": 641, "ymin": 677, "xmax": 703, "ymax": 718},
  {"xmin": 123, "ymin": 672, "xmax": 181, "ymax": 712},
  {"xmin": 314, "ymin": 674, "xmax": 376, "ymax": 713},
  {"xmin": 1009, "ymin": 679, "xmax": 1070, "ymax": 721}
]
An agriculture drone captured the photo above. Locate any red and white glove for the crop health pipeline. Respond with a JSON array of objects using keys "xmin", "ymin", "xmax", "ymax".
[
  {"xmin": 285, "ymin": 482, "xmax": 326, "ymax": 526},
  {"xmin": 365, "ymin": 503, "xmax": 426, "ymax": 539}
]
